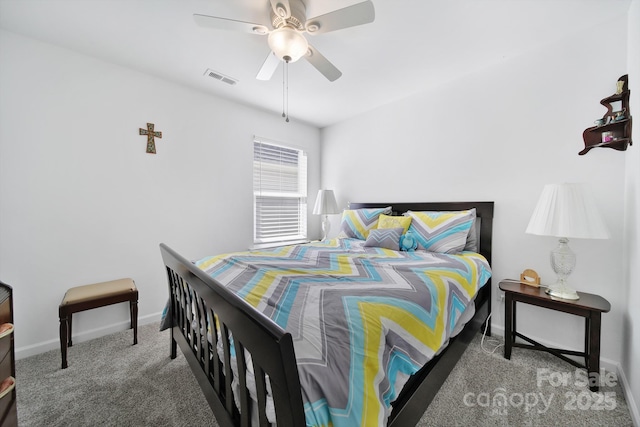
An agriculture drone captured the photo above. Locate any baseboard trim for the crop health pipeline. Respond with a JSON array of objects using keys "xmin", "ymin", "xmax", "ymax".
[
  {"xmin": 15, "ymin": 312, "xmax": 162, "ymax": 360},
  {"xmin": 614, "ymin": 359, "xmax": 640, "ymax": 427}
]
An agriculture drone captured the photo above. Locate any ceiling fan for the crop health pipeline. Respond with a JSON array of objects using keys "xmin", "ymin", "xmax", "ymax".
[{"xmin": 194, "ymin": 0, "xmax": 375, "ymax": 82}]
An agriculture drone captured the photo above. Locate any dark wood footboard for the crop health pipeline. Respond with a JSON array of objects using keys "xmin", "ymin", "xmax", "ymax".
[
  {"xmin": 161, "ymin": 201, "xmax": 493, "ymax": 427},
  {"xmin": 160, "ymin": 244, "xmax": 306, "ymax": 427}
]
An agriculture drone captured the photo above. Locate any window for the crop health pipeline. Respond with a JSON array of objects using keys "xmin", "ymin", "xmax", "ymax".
[{"xmin": 253, "ymin": 138, "xmax": 307, "ymax": 245}]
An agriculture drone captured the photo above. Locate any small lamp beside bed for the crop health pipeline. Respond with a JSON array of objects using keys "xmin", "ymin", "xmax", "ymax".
[
  {"xmin": 313, "ymin": 189, "xmax": 340, "ymax": 241},
  {"xmin": 526, "ymin": 183, "xmax": 609, "ymax": 300}
]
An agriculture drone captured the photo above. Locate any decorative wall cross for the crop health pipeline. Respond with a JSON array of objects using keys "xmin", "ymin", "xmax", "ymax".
[{"xmin": 139, "ymin": 123, "xmax": 163, "ymax": 154}]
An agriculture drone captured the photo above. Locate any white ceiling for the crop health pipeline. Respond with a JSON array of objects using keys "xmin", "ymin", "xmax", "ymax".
[{"xmin": 0, "ymin": 0, "xmax": 632, "ymax": 128}]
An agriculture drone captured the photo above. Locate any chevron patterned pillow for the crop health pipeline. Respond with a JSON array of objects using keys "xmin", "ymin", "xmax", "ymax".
[
  {"xmin": 406, "ymin": 209, "xmax": 476, "ymax": 253},
  {"xmin": 338, "ymin": 206, "xmax": 392, "ymax": 240},
  {"xmin": 363, "ymin": 227, "xmax": 404, "ymax": 250}
]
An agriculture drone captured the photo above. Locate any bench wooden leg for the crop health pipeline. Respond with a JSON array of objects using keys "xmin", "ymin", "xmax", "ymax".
[
  {"xmin": 68, "ymin": 313, "xmax": 73, "ymax": 347},
  {"xmin": 130, "ymin": 297, "xmax": 138, "ymax": 345},
  {"xmin": 59, "ymin": 313, "xmax": 69, "ymax": 369}
]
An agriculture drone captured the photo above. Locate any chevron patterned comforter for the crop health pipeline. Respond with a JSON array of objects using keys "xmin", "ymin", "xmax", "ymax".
[{"xmin": 195, "ymin": 237, "xmax": 491, "ymax": 427}]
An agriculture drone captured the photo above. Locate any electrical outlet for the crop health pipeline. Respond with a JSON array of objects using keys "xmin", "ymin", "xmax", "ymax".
[{"xmin": 497, "ymin": 291, "xmax": 505, "ymax": 303}]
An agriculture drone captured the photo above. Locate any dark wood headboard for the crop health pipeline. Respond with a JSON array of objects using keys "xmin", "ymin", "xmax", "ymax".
[{"xmin": 347, "ymin": 201, "xmax": 494, "ymax": 266}]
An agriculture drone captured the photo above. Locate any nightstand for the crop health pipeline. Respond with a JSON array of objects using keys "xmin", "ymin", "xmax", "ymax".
[{"xmin": 499, "ymin": 280, "xmax": 610, "ymax": 392}]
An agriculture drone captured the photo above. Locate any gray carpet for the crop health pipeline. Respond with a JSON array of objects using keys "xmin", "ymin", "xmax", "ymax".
[{"xmin": 15, "ymin": 323, "xmax": 634, "ymax": 426}]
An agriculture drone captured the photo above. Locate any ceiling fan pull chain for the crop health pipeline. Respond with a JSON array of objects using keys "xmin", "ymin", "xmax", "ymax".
[
  {"xmin": 285, "ymin": 60, "xmax": 290, "ymax": 122},
  {"xmin": 282, "ymin": 59, "xmax": 290, "ymax": 122},
  {"xmin": 282, "ymin": 59, "xmax": 286, "ymax": 119}
]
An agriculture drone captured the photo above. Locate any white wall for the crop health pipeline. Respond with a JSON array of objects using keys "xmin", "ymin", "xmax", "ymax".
[
  {"xmin": 321, "ymin": 20, "xmax": 628, "ymax": 367},
  {"xmin": 623, "ymin": 0, "xmax": 640, "ymax": 422},
  {"xmin": 0, "ymin": 30, "xmax": 321, "ymax": 357}
]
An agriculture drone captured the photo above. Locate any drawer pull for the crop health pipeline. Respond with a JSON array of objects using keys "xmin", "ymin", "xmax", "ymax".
[
  {"xmin": 0, "ymin": 376, "xmax": 15, "ymax": 399},
  {"xmin": 0, "ymin": 323, "xmax": 13, "ymax": 340}
]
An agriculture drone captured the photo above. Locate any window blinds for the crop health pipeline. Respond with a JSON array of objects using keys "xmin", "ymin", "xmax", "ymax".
[{"xmin": 253, "ymin": 140, "xmax": 307, "ymax": 243}]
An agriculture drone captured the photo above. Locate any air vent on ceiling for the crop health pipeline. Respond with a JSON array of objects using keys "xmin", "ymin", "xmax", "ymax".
[{"xmin": 204, "ymin": 68, "xmax": 238, "ymax": 86}]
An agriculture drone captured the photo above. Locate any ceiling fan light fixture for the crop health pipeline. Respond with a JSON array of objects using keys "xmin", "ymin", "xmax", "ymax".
[{"xmin": 268, "ymin": 27, "xmax": 308, "ymax": 62}]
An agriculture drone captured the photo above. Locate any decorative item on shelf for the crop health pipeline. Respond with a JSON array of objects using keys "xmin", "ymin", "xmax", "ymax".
[
  {"xmin": 614, "ymin": 109, "xmax": 627, "ymax": 121},
  {"xmin": 0, "ymin": 322, "xmax": 14, "ymax": 339},
  {"xmin": 602, "ymin": 131, "xmax": 614, "ymax": 143},
  {"xmin": 0, "ymin": 376, "xmax": 15, "ymax": 399},
  {"xmin": 313, "ymin": 189, "xmax": 340, "ymax": 241},
  {"xmin": 617, "ymin": 75, "xmax": 629, "ymax": 94},
  {"xmin": 526, "ymin": 183, "xmax": 609, "ymax": 300},
  {"xmin": 139, "ymin": 122, "xmax": 163, "ymax": 154},
  {"xmin": 519, "ymin": 269, "xmax": 541, "ymax": 287},
  {"xmin": 580, "ymin": 74, "xmax": 632, "ymax": 155}
]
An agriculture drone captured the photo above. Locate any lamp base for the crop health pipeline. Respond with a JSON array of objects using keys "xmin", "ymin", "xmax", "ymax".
[
  {"xmin": 548, "ymin": 237, "xmax": 579, "ymax": 300},
  {"xmin": 545, "ymin": 285, "xmax": 579, "ymax": 300},
  {"xmin": 321, "ymin": 215, "xmax": 331, "ymax": 241}
]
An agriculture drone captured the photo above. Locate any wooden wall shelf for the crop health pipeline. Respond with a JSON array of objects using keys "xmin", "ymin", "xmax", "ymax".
[{"xmin": 580, "ymin": 75, "xmax": 633, "ymax": 155}]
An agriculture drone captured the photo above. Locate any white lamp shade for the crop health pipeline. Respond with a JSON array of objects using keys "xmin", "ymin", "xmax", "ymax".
[
  {"xmin": 526, "ymin": 183, "xmax": 609, "ymax": 239},
  {"xmin": 313, "ymin": 190, "xmax": 339, "ymax": 215},
  {"xmin": 267, "ymin": 27, "xmax": 308, "ymax": 62}
]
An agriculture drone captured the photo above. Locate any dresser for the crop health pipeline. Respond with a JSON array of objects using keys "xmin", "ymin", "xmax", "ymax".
[{"xmin": 0, "ymin": 282, "xmax": 17, "ymax": 426}]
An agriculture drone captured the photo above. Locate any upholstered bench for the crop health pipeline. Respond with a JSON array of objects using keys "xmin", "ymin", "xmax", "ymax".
[{"xmin": 59, "ymin": 278, "xmax": 138, "ymax": 369}]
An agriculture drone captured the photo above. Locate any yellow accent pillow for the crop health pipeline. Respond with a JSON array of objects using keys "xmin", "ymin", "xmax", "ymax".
[{"xmin": 377, "ymin": 214, "xmax": 412, "ymax": 234}]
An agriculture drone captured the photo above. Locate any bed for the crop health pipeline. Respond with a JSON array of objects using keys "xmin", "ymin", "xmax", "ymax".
[{"xmin": 160, "ymin": 201, "xmax": 493, "ymax": 427}]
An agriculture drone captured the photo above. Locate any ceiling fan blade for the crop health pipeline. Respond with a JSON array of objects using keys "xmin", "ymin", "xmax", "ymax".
[
  {"xmin": 256, "ymin": 52, "xmax": 281, "ymax": 81},
  {"xmin": 305, "ymin": 0, "xmax": 375, "ymax": 35},
  {"xmin": 304, "ymin": 45, "xmax": 342, "ymax": 82},
  {"xmin": 193, "ymin": 14, "xmax": 269, "ymax": 35},
  {"xmin": 269, "ymin": 0, "xmax": 292, "ymax": 19}
]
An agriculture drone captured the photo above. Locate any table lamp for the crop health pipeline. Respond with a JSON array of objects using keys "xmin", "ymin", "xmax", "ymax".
[
  {"xmin": 313, "ymin": 189, "xmax": 339, "ymax": 241},
  {"xmin": 525, "ymin": 183, "xmax": 609, "ymax": 300}
]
